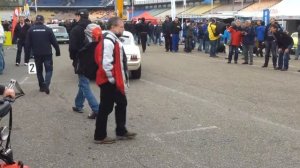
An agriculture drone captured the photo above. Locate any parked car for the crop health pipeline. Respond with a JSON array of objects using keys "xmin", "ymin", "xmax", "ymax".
[
  {"xmin": 291, "ymin": 32, "xmax": 298, "ymax": 55},
  {"xmin": 120, "ymin": 31, "xmax": 142, "ymax": 79},
  {"xmin": 47, "ymin": 24, "xmax": 69, "ymax": 43},
  {"xmin": 103, "ymin": 30, "xmax": 142, "ymax": 79}
]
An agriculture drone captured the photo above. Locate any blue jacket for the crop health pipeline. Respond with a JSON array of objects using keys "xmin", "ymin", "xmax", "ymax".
[
  {"xmin": 255, "ymin": 25, "xmax": 265, "ymax": 42},
  {"xmin": 242, "ymin": 26, "xmax": 256, "ymax": 45}
]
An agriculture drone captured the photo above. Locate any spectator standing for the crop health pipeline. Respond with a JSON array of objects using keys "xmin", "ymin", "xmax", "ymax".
[
  {"xmin": 184, "ymin": 20, "xmax": 194, "ymax": 53},
  {"xmin": 255, "ymin": 20, "xmax": 265, "ymax": 57},
  {"xmin": 271, "ymin": 27, "xmax": 294, "ymax": 71},
  {"xmin": 154, "ymin": 21, "xmax": 163, "ymax": 45},
  {"xmin": 197, "ymin": 22, "xmax": 205, "ymax": 52},
  {"xmin": 14, "ymin": 16, "xmax": 30, "ymax": 66},
  {"xmin": 227, "ymin": 22, "xmax": 242, "ymax": 64},
  {"xmin": 94, "ymin": 17, "xmax": 136, "ymax": 144},
  {"xmin": 0, "ymin": 23, "xmax": 5, "ymax": 74},
  {"xmin": 262, "ymin": 17, "xmax": 283, "ymax": 68},
  {"xmin": 170, "ymin": 17, "xmax": 182, "ymax": 52},
  {"xmin": 25, "ymin": 15, "xmax": 60, "ymax": 94},
  {"xmin": 69, "ymin": 10, "xmax": 99, "ymax": 119},
  {"xmin": 207, "ymin": 18, "xmax": 220, "ymax": 57},
  {"xmin": 241, "ymin": 20, "xmax": 256, "ymax": 65},
  {"xmin": 147, "ymin": 22, "xmax": 154, "ymax": 45},
  {"xmin": 138, "ymin": 18, "xmax": 148, "ymax": 53},
  {"xmin": 162, "ymin": 16, "xmax": 172, "ymax": 52},
  {"xmin": 295, "ymin": 24, "xmax": 300, "ymax": 60}
]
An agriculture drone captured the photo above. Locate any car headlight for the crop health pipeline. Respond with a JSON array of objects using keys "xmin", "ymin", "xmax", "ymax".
[{"xmin": 0, "ymin": 126, "xmax": 9, "ymax": 141}]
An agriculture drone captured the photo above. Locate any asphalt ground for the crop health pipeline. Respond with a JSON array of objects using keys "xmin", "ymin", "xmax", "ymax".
[{"xmin": 0, "ymin": 43, "xmax": 299, "ymax": 168}]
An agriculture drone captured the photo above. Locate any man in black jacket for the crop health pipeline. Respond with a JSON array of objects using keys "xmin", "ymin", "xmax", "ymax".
[
  {"xmin": 69, "ymin": 9, "xmax": 91, "ymax": 70},
  {"xmin": 68, "ymin": 9, "xmax": 99, "ymax": 118},
  {"xmin": 262, "ymin": 17, "xmax": 283, "ymax": 68},
  {"xmin": 171, "ymin": 17, "xmax": 182, "ymax": 52},
  {"xmin": 25, "ymin": 15, "xmax": 60, "ymax": 94},
  {"xmin": 270, "ymin": 25, "xmax": 293, "ymax": 71},
  {"xmin": 162, "ymin": 16, "xmax": 172, "ymax": 52},
  {"xmin": 14, "ymin": 16, "xmax": 31, "ymax": 66}
]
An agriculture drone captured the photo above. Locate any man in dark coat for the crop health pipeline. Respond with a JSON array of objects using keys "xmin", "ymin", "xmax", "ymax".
[
  {"xmin": 162, "ymin": 16, "xmax": 172, "ymax": 52},
  {"xmin": 14, "ymin": 16, "xmax": 31, "ymax": 66},
  {"xmin": 25, "ymin": 15, "xmax": 60, "ymax": 94}
]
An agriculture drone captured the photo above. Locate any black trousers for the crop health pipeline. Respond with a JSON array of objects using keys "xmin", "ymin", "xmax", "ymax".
[
  {"xmin": 140, "ymin": 32, "xmax": 147, "ymax": 52},
  {"xmin": 16, "ymin": 40, "xmax": 29, "ymax": 64},
  {"xmin": 164, "ymin": 34, "xmax": 172, "ymax": 51},
  {"xmin": 94, "ymin": 82, "xmax": 127, "ymax": 140}
]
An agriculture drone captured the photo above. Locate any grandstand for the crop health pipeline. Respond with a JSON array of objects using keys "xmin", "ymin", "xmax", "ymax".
[
  {"xmin": 240, "ymin": 0, "xmax": 281, "ymax": 12},
  {"xmin": 35, "ymin": 0, "xmax": 104, "ymax": 7}
]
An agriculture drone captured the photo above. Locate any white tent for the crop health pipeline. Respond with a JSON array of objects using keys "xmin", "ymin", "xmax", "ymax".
[{"xmin": 269, "ymin": 0, "xmax": 300, "ymax": 20}]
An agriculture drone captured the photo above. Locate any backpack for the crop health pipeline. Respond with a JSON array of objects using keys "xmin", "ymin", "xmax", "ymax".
[{"xmin": 75, "ymin": 24, "xmax": 102, "ymax": 80}]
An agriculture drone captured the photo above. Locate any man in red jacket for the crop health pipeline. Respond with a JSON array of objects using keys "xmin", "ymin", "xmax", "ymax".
[
  {"xmin": 94, "ymin": 17, "xmax": 136, "ymax": 144},
  {"xmin": 227, "ymin": 21, "xmax": 242, "ymax": 64}
]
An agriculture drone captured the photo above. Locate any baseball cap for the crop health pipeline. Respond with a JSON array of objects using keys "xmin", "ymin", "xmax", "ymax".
[
  {"xmin": 75, "ymin": 9, "xmax": 89, "ymax": 19},
  {"xmin": 35, "ymin": 15, "xmax": 44, "ymax": 22}
]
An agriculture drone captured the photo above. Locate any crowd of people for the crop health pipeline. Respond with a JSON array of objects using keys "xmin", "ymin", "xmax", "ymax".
[{"xmin": 123, "ymin": 16, "xmax": 300, "ymax": 72}]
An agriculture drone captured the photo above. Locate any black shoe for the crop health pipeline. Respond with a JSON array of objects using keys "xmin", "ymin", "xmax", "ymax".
[
  {"xmin": 88, "ymin": 112, "xmax": 97, "ymax": 119},
  {"xmin": 242, "ymin": 62, "xmax": 248, "ymax": 64},
  {"xmin": 234, "ymin": 61, "xmax": 238, "ymax": 64},
  {"xmin": 227, "ymin": 61, "xmax": 231, "ymax": 64},
  {"xmin": 298, "ymin": 70, "xmax": 300, "ymax": 72},
  {"xmin": 72, "ymin": 107, "xmax": 84, "ymax": 113},
  {"xmin": 275, "ymin": 67, "xmax": 281, "ymax": 70},
  {"xmin": 39, "ymin": 87, "xmax": 45, "ymax": 92},
  {"xmin": 116, "ymin": 131, "xmax": 137, "ymax": 140},
  {"xmin": 281, "ymin": 68, "xmax": 288, "ymax": 71},
  {"xmin": 262, "ymin": 65, "xmax": 267, "ymax": 68},
  {"xmin": 44, "ymin": 87, "xmax": 50, "ymax": 94},
  {"xmin": 94, "ymin": 137, "xmax": 116, "ymax": 144}
]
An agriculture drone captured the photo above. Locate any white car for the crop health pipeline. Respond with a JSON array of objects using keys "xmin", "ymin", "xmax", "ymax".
[{"xmin": 120, "ymin": 31, "xmax": 142, "ymax": 79}]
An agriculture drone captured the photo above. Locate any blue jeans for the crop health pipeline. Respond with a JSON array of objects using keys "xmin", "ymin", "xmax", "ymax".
[
  {"xmin": 35, "ymin": 55, "xmax": 53, "ymax": 89},
  {"xmin": 172, "ymin": 34, "xmax": 179, "ymax": 52},
  {"xmin": 0, "ymin": 44, "xmax": 4, "ymax": 74},
  {"xmin": 278, "ymin": 48, "xmax": 290, "ymax": 69},
  {"xmin": 210, "ymin": 40, "xmax": 217, "ymax": 57},
  {"xmin": 204, "ymin": 41, "xmax": 210, "ymax": 53},
  {"xmin": 75, "ymin": 74, "xmax": 99, "ymax": 113},
  {"xmin": 264, "ymin": 40, "xmax": 277, "ymax": 67},
  {"xmin": 198, "ymin": 39, "xmax": 203, "ymax": 51}
]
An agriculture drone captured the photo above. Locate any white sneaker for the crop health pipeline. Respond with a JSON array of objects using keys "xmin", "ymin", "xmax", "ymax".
[
  {"xmin": 15, "ymin": 63, "xmax": 19, "ymax": 66},
  {"xmin": 24, "ymin": 63, "xmax": 28, "ymax": 66}
]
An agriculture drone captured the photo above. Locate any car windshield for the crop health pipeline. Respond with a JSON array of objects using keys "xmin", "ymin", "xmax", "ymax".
[
  {"xmin": 51, "ymin": 27, "xmax": 66, "ymax": 33},
  {"xmin": 292, "ymin": 32, "xmax": 298, "ymax": 38},
  {"xmin": 120, "ymin": 35, "xmax": 131, "ymax": 45}
]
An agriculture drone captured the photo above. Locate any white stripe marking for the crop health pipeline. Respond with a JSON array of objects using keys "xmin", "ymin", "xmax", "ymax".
[
  {"xmin": 163, "ymin": 126, "xmax": 218, "ymax": 135},
  {"xmin": 252, "ymin": 116, "xmax": 300, "ymax": 133},
  {"xmin": 20, "ymin": 77, "xmax": 29, "ymax": 84}
]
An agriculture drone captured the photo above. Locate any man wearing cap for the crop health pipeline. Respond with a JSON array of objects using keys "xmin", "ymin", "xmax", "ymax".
[
  {"xmin": 69, "ymin": 9, "xmax": 91, "ymax": 70},
  {"xmin": 25, "ymin": 15, "xmax": 60, "ymax": 94},
  {"xmin": 69, "ymin": 9, "xmax": 98, "ymax": 117},
  {"xmin": 14, "ymin": 15, "xmax": 31, "ymax": 66}
]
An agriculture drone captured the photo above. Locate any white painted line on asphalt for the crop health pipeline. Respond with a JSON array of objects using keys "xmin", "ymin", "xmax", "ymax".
[
  {"xmin": 252, "ymin": 116, "xmax": 300, "ymax": 133},
  {"xmin": 164, "ymin": 126, "xmax": 218, "ymax": 135},
  {"xmin": 141, "ymin": 79, "xmax": 300, "ymax": 134},
  {"xmin": 20, "ymin": 77, "xmax": 29, "ymax": 84},
  {"xmin": 148, "ymin": 126, "xmax": 218, "ymax": 138},
  {"xmin": 140, "ymin": 79, "xmax": 211, "ymax": 105}
]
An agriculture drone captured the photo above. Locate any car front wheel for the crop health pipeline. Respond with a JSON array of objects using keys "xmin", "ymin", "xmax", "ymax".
[{"xmin": 131, "ymin": 65, "xmax": 141, "ymax": 79}]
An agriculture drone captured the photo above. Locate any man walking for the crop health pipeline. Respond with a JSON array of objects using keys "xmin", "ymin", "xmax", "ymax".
[
  {"xmin": 25, "ymin": 15, "xmax": 60, "ymax": 94},
  {"xmin": 241, "ymin": 20, "xmax": 256, "ymax": 65},
  {"xmin": 162, "ymin": 16, "xmax": 172, "ymax": 52},
  {"xmin": 207, "ymin": 18, "xmax": 220, "ymax": 57},
  {"xmin": 94, "ymin": 17, "xmax": 136, "ymax": 144},
  {"xmin": 69, "ymin": 9, "xmax": 99, "ymax": 119}
]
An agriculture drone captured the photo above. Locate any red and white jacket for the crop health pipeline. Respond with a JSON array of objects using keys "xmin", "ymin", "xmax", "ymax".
[{"xmin": 94, "ymin": 31, "xmax": 128, "ymax": 95}]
